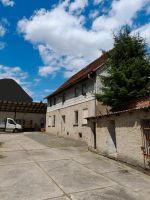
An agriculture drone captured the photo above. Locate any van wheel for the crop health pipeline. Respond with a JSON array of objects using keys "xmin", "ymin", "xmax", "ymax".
[{"xmin": 13, "ymin": 129, "xmax": 18, "ymax": 133}]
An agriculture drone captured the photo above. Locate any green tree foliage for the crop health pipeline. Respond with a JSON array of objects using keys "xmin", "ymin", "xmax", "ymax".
[{"xmin": 96, "ymin": 27, "xmax": 150, "ymax": 108}]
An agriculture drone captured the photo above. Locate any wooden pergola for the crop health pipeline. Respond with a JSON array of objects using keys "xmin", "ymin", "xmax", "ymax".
[{"xmin": 0, "ymin": 100, "xmax": 47, "ymax": 114}]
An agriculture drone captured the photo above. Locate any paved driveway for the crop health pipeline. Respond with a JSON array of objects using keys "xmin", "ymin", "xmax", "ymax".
[{"xmin": 0, "ymin": 132, "xmax": 150, "ymax": 200}]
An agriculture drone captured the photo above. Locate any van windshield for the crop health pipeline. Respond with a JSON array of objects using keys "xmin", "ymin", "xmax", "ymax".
[{"xmin": 8, "ymin": 119, "xmax": 16, "ymax": 125}]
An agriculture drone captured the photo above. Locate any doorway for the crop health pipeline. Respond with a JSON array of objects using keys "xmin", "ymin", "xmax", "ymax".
[
  {"xmin": 107, "ymin": 120, "xmax": 117, "ymax": 155},
  {"xmin": 92, "ymin": 122, "xmax": 97, "ymax": 149},
  {"xmin": 141, "ymin": 120, "xmax": 150, "ymax": 169},
  {"xmin": 61, "ymin": 115, "xmax": 66, "ymax": 134}
]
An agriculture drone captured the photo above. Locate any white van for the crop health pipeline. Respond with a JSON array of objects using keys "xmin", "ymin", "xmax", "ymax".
[{"xmin": 0, "ymin": 118, "xmax": 22, "ymax": 132}]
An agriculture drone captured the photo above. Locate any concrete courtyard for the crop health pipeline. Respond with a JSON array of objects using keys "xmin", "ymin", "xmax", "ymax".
[{"xmin": 0, "ymin": 132, "xmax": 150, "ymax": 200}]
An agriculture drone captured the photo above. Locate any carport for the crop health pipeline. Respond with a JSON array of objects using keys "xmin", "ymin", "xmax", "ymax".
[{"xmin": 0, "ymin": 100, "xmax": 47, "ymax": 131}]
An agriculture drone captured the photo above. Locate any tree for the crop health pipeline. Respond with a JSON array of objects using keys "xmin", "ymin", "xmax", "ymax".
[{"xmin": 96, "ymin": 27, "xmax": 150, "ymax": 108}]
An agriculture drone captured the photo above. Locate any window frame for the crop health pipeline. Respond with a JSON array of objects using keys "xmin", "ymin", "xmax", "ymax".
[
  {"xmin": 62, "ymin": 93, "xmax": 66, "ymax": 104},
  {"xmin": 82, "ymin": 83, "xmax": 87, "ymax": 96},
  {"xmin": 74, "ymin": 87, "xmax": 79, "ymax": 97},
  {"xmin": 82, "ymin": 108, "xmax": 88, "ymax": 125},
  {"xmin": 74, "ymin": 110, "xmax": 79, "ymax": 126}
]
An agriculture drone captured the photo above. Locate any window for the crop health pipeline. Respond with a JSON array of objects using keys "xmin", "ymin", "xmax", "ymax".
[
  {"xmin": 53, "ymin": 97, "xmax": 56, "ymax": 105},
  {"xmin": 48, "ymin": 116, "xmax": 51, "ymax": 126},
  {"xmin": 62, "ymin": 93, "xmax": 66, "ymax": 104},
  {"xmin": 62, "ymin": 115, "xmax": 66, "ymax": 123},
  {"xmin": 82, "ymin": 109, "xmax": 88, "ymax": 125},
  {"xmin": 8, "ymin": 119, "xmax": 16, "ymax": 125},
  {"xmin": 75, "ymin": 87, "xmax": 79, "ymax": 97},
  {"xmin": 82, "ymin": 83, "xmax": 87, "ymax": 95},
  {"xmin": 48, "ymin": 99, "xmax": 52, "ymax": 107},
  {"xmin": 52, "ymin": 115, "xmax": 55, "ymax": 127},
  {"xmin": 74, "ymin": 111, "xmax": 78, "ymax": 125}
]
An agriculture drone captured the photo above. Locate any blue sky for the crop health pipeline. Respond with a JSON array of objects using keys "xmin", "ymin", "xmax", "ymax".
[{"xmin": 0, "ymin": 0, "xmax": 150, "ymax": 102}]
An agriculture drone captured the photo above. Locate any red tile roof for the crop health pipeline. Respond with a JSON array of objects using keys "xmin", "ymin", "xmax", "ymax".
[{"xmin": 46, "ymin": 53, "xmax": 107, "ymax": 98}]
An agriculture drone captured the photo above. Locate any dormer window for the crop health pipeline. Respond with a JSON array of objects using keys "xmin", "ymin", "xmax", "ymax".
[{"xmin": 82, "ymin": 83, "xmax": 87, "ymax": 95}]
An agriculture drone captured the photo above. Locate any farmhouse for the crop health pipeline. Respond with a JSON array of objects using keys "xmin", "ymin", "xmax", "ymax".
[
  {"xmin": 46, "ymin": 53, "xmax": 108, "ymax": 142},
  {"xmin": 46, "ymin": 54, "xmax": 150, "ymax": 169}
]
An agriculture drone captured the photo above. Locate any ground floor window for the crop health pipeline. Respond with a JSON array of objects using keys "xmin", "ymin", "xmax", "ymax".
[
  {"xmin": 82, "ymin": 109, "xmax": 88, "ymax": 125},
  {"xmin": 74, "ymin": 111, "xmax": 78, "ymax": 125},
  {"xmin": 52, "ymin": 115, "xmax": 55, "ymax": 127},
  {"xmin": 62, "ymin": 115, "xmax": 66, "ymax": 123},
  {"xmin": 48, "ymin": 116, "xmax": 51, "ymax": 126},
  {"xmin": 48, "ymin": 115, "xmax": 55, "ymax": 127}
]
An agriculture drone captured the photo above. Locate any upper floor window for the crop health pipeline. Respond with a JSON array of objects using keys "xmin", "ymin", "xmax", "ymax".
[
  {"xmin": 82, "ymin": 83, "xmax": 87, "ymax": 96},
  {"xmin": 48, "ymin": 99, "xmax": 52, "ymax": 107},
  {"xmin": 75, "ymin": 87, "xmax": 79, "ymax": 97},
  {"xmin": 52, "ymin": 115, "xmax": 55, "ymax": 127},
  {"xmin": 48, "ymin": 116, "xmax": 51, "ymax": 126},
  {"xmin": 53, "ymin": 97, "xmax": 56, "ymax": 105},
  {"xmin": 62, "ymin": 93, "xmax": 66, "ymax": 104}
]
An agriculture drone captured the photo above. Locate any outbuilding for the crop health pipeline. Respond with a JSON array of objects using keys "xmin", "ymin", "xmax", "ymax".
[
  {"xmin": 87, "ymin": 98, "xmax": 150, "ymax": 169},
  {"xmin": 0, "ymin": 78, "xmax": 46, "ymax": 131}
]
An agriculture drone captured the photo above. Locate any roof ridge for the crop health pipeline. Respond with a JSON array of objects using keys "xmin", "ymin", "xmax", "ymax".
[{"xmin": 46, "ymin": 53, "xmax": 107, "ymax": 98}]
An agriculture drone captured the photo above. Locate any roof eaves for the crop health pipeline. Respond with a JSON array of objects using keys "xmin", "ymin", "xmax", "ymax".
[{"xmin": 87, "ymin": 106, "xmax": 150, "ymax": 119}]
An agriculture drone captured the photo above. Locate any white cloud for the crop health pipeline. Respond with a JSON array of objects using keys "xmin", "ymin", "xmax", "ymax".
[
  {"xmin": 92, "ymin": 0, "xmax": 147, "ymax": 31},
  {"xmin": 39, "ymin": 65, "xmax": 59, "ymax": 77},
  {"xmin": 134, "ymin": 23, "xmax": 150, "ymax": 46},
  {"xmin": 0, "ymin": 0, "xmax": 14, "ymax": 7},
  {"xmin": 0, "ymin": 65, "xmax": 34, "ymax": 96},
  {"xmin": 17, "ymin": 0, "xmax": 149, "ymax": 78},
  {"xmin": 89, "ymin": 10, "xmax": 99, "ymax": 19},
  {"xmin": 0, "ymin": 65, "xmax": 27, "ymax": 81},
  {"xmin": 0, "ymin": 24, "xmax": 6, "ymax": 37},
  {"xmin": 33, "ymin": 78, "xmax": 41, "ymax": 86},
  {"xmin": 69, "ymin": 0, "xmax": 88, "ymax": 14},
  {"xmin": 44, "ymin": 89, "xmax": 54, "ymax": 93}
]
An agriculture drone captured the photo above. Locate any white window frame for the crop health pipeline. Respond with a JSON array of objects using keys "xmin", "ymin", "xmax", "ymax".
[
  {"xmin": 48, "ymin": 116, "xmax": 52, "ymax": 127},
  {"xmin": 82, "ymin": 109, "xmax": 88, "ymax": 125}
]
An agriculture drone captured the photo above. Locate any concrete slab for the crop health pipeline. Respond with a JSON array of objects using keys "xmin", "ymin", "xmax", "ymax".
[
  {"xmin": 72, "ymin": 151, "xmax": 107, "ymax": 165},
  {"xmin": 0, "ymin": 163, "xmax": 63, "ymax": 200},
  {"xmin": 139, "ymin": 189, "xmax": 150, "ymax": 200},
  {"xmin": 0, "ymin": 132, "xmax": 150, "ymax": 200},
  {"xmin": 0, "ymin": 140, "xmax": 24, "ymax": 152},
  {"xmin": 47, "ymin": 197, "xmax": 70, "ymax": 200},
  {"xmin": 50, "ymin": 146, "xmax": 88, "ymax": 159},
  {"xmin": 0, "ymin": 150, "xmax": 33, "ymax": 165},
  {"xmin": 105, "ymin": 170, "xmax": 150, "ymax": 191},
  {"xmin": 18, "ymin": 138, "xmax": 48, "ymax": 150},
  {"xmin": 39, "ymin": 159, "xmax": 116, "ymax": 193},
  {"xmin": 85, "ymin": 158, "xmax": 124, "ymax": 174},
  {"xmin": 25, "ymin": 132, "xmax": 87, "ymax": 148},
  {"xmin": 28, "ymin": 148, "xmax": 70, "ymax": 162},
  {"xmin": 70, "ymin": 185, "xmax": 142, "ymax": 200}
]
